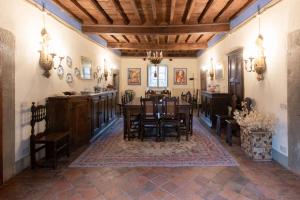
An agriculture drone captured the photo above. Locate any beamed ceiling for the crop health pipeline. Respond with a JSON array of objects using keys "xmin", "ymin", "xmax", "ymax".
[{"xmin": 52, "ymin": 0, "xmax": 255, "ymax": 57}]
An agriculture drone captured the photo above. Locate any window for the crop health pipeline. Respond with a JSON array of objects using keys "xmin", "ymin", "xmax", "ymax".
[{"xmin": 147, "ymin": 64, "xmax": 168, "ymax": 88}]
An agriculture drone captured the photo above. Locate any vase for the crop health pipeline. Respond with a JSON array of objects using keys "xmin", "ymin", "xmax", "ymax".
[{"xmin": 240, "ymin": 127, "xmax": 272, "ymax": 161}]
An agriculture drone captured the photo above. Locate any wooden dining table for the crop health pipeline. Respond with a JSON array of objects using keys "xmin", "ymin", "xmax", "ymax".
[{"xmin": 123, "ymin": 98, "xmax": 192, "ymax": 137}]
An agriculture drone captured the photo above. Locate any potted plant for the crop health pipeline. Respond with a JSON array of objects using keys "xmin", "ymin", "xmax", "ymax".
[{"xmin": 233, "ymin": 102, "xmax": 276, "ymax": 161}]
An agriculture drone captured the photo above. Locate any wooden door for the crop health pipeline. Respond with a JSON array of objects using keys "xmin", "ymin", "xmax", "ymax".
[
  {"xmin": 200, "ymin": 71, "xmax": 207, "ymax": 91},
  {"xmin": 228, "ymin": 49, "xmax": 244, "ymax": 104}
]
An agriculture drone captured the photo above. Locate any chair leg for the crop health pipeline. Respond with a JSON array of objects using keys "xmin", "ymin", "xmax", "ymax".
[
  {"xmin": 53, "ymin": 143, "xmax": 57, "ymax": 169},
  {"xmin": 226, "ymin": 124, "xmax": 233, "ymax": 146},
  {"xmin": 30, "ymin": 137, "xmax": 36, "ymax": 169},
  {"xmin": 216, "ymin": 118, "xmax": 221, "ymax": 136},
  {"xmin": 67, "ymin": 135, "xmax": 70, "ymax": 157}
]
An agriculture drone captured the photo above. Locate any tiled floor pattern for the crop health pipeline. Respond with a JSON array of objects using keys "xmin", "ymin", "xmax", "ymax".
[{"xmin": 0, "ymin": 119, "xmax": 300, "ymax": 200}]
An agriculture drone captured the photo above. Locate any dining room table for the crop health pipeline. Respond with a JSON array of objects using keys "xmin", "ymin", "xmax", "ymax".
[{"xmin": 123, "ymin": 97, "xmax": 192, "ymax": 138}]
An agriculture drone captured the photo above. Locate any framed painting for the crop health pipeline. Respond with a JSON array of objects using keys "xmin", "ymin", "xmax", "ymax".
[
  {"xmin": 128, "ymin": 68, "xmax": 141, "ymax": 85},
  {"xmin": 215, "ymin": 67, "xmax": 224, "ymax": 80},
  {"xmin": 174, "ymin": 68, "xmax": 187, "ymax": 85}
]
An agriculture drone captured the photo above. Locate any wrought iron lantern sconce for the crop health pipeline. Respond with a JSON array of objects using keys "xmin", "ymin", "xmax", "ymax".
[
  {"xmin": 243, "ymin": 7, "xmax": 267, "ymax": 81},
  {"xmin": 38, "ymin": 4, "xmax": 56, "ymax": 78},
  {"xmin": 146, "ymin": 51, "xmax": 163, "ymax": 78}
]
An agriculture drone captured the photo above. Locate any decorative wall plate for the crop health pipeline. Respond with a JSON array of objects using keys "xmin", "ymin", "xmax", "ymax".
[
  {"xmin": 66, "ymin": 56, "xmax": 72, "ymax": 68},
  {"xmin": 66, "ymin": 73, "xmax": 73, "ymax": 83},
  {"xmin": 93, "ymin": 72, "xmax": 98, "ymax": 79},
  {"xmin": 57, "ymin": 65, "xmax": 64, "ymax": 77},
  {"xmin": 74, "ymin": 67, "xmax": 80, "ymax": 77}
]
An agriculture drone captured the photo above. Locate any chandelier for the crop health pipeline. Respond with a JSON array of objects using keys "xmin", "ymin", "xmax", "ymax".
[{"xmin": 147, "ymin": 51, "xmax": 163, "ymax": 65}]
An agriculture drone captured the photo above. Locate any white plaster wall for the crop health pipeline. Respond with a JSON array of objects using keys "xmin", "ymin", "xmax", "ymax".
[
  {"xmin": 0, "ymin": 0, "xmax": 120, "ymax": 162},
  {"xmin": 120, "ymin": 58, "xmax": 199, "ymax": 98},
  {"xmin": 198, "ymin": 0, "xmax": 290, "ymax": 156}
]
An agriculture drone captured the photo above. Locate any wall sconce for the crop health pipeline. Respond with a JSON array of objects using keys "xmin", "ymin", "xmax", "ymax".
[
  {"xmin": 243, "ymin": 7, "xmax": 266, "ymax": 81},
  {"xmin": 103, "ymin": 59, "xmax": 108, "ymax": 81},
  {"xmin": 201, "ymin": 58, "xmax": 215, "ymax": 80},
  {"xmin": 38, "ymin": 4, "xmax": 56, "ymax": 78}
]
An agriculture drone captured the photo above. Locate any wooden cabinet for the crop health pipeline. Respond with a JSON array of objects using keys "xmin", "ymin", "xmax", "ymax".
[
  {"xmin": 200, "ymin": 91, "xmax": 230, "ymax": 128},
  {"xmin": 47, "ymin": 90, "xmax": 118, "ymax": 150}
]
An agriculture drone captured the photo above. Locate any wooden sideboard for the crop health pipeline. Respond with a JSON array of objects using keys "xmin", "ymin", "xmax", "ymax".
[
  {"xmin": 47, "ymin": 90, "xmax": 118, "ymax": 150},
  {"xmin": 200, "ymin": 91, "xmax": 230, "ymax": 128}
]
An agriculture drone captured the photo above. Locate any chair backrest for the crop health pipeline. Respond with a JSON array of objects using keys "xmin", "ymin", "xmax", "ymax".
[
  {"xmin": 125, "ymin": 90, "xmax": 135, "ymax": 102},
  {"xmin": 161, "ymin": 89, "xmax": 171, "ymax": 97},
  {"xmin": 31, "ymin": 102, "xmax": 48, "ymax": 136},
  {"xmin": 140, "ymin": 97, "xmax": 157, "ymax": 117},
  {"xmin": 244, "ymin": 97, "xmax": 252, "ymax": 111},
  {"xmin": 162, "ymin": 97, "xmax": 178, "ymax": 117},
  {"xmin": 186, "ymin": 91, "xmax": 192, "ymax": 104},
  {"xmin": 145, "ymin": 89, "xmax": 156, "ymax": 98}
]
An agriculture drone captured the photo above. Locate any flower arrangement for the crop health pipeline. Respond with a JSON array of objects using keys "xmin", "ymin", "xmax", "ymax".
[{"xmin": 233, "ymin": 101, "xmax": 277, "ymax": 133}]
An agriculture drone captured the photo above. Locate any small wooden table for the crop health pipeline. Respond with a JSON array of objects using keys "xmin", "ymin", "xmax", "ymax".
[{"xmin": 124, "ymin": 98, "xmax": 192, "ymax": 138}]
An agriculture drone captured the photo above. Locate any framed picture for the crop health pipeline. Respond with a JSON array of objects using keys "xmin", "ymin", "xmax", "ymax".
[
  {"xmin": 128, "ymin": 68, "xmax": 141, "ymax": 85},
  {"xmin": 215, "ymin": 67, "xmax": 224, "ymax": 80},
  {"xmin": 80, "ymin": 56, "xmax": 92, "ymax": 80},
  {"xmin": 174, "ymin": 68, "xmax": 187, "ymax": 85}
]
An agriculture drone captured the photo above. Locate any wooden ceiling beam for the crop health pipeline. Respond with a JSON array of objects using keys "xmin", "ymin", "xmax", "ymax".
[
  {"xmin": 90, "ymin": 0, "xmax": 113, "ymax": 24},
  {"xmin": 196, "ymin": 34, "xmax": 203, "ymax": 42},
  {"xmin": 182, "ymin": 0, "xmax": 196, "ymax": 24},
  {"xmin": 130, "ymin": 0, "xmax": 145, "ymax": 24},
  {"xmin": 110, "ymin": 35, "xmax": 120, "ymax": 42},
  {"xmin": 122, "ymin": 35, "xmax": 130, "ymax": 43},
  {"xmin": 169, "ymin": 0, "xmax": 176, "ymax": 24},
  {"xmin": 175, "ymin": 35, "xmax": 180, "ymax": 43},
  {"xmin": 198, "ymin": 0, "xmax": 214, "ymax": 23},
  {"xmin": 121, "ymin": 51, "xmax": 197, "ymax": 57},
  {"xmin": 135, "ymin": 35, "xmax": 141, "ymax": 43},
  {"xmin": 107, "ymin": 42, "xmax": 207, "ymax": 50},
  {"xmin": 185, "ymin": 34, "xmax": 191, "ymax": 43},
  {"xmin": 53, "ymin": 0, "xmax": 83, "ymax": 23},
  {"xmin": 165, "ymin": 35, "xmax": 169, "ymax": 43},
  {"xmin": 82, "ymin": 23, "xmax": 230, "ymax": 34},
  {"xmin": 213, "ymin": 0, "xmax": 234, "ymax": 22},
  {"xmin": 70, "ymin": 0, "xmax": 98, "ymax": 24},
  {"xmin": 112, "ymin": 0, "xmax": 130, "ymax": 25},
  {"xmin": 151, "ymin": 0, "xmax": 157, "ymax": 24}
]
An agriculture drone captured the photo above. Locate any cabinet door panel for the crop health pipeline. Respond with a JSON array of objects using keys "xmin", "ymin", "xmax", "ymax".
[{"xmin": 71, "ymin": 99, "xmax": 90, "ymax": 149}]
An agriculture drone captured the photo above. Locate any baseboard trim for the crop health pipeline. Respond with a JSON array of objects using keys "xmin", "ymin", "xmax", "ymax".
[
  {"xmin": 15, "ymin": 155, "xmax": 30, "ymax": 175},
  {"xmin": 272, "ymin": 148, "xmax": 288, "ymax": 168}
]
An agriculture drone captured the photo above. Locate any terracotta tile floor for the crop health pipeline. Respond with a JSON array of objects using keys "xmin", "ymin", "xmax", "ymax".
[{"xmin": 1, "ymin": 120, "xmax": 300, "ymax": 200}]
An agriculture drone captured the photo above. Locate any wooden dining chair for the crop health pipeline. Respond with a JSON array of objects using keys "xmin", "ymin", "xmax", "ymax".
[
  {"xmin": 145, "ymin": 89, "xmax": 156, "ymax": 98},
  {"xmin": 30, "ymin": 102, "xmax": 70, "ymax": 169},
  {"xmin": 160, "ymin": 97, "xmax": 181, "ymax": 141},
  {"xmin": 161, "ymin": 89, "xmax": 171, "ymax": 98},
  {"xmin": 140, "ymin": 97, "xmax": 159, "ymax": 141}
]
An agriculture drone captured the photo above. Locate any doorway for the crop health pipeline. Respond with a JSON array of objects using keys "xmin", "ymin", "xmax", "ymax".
[
  {"xmin": 227, "ymin": 48, "xmax": 244, "ymax": 105},
  {"xmin": 0, "ymin": 28, "xmax": 15, "ymax": 183}
]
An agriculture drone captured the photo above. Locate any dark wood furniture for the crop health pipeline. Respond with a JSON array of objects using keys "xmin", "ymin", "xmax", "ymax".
[
  {"xmin": 47, "ymin": 90, "xmax": 118, "ymax": 150},
  {"xmin": 140, "ymin": 97, "xmax": 159, "ymax": 141},
  {"xmin": 124, "ymin": 98, "xmax": 192, "ymax": 140},
  {"xmin": 30, "ymin": 102, "xmax": 70, "ymax": 169},
  {"xmin": 200, "ymin": 91, "xmax": 230, "ymax": 128},
  {"xmin": 216, "ymin": 94, "xmax": 238, "ymax": 136},
  {"xmin": 160, "ymin": 97, "xmax": 181, "ymax": 141}
]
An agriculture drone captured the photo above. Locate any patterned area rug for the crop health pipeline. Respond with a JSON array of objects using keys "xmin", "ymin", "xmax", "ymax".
[{"xmin": 70, "ymin": 118, "xmax": 238, "ymax": 168}]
